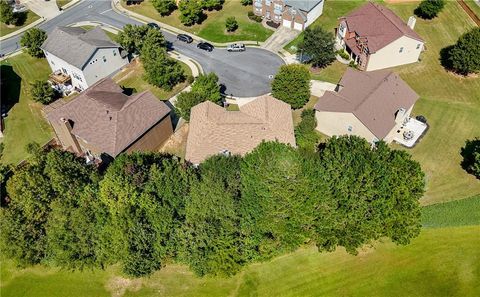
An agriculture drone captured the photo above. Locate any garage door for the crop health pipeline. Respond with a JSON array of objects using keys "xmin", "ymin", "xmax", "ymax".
[
  {"xmin": 294, "ymin": 22, "xmax": 303, "ymax": 31},
  {"xmin": 282, "ymin": 19, "xmax": 291, "ymax": 29}
]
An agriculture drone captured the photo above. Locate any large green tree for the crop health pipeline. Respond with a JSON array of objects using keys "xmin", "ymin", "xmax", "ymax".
[
  {"xmin": 0, "ymin": 0, "xmax": 16, "ymax": 25},
  {"xmin": 414, "ymin": 0, "xmax": 445, "ymax": 19},
  {"xmin": 152, "ymin": 0, "xmax": 177, "ymax": 16},
  {"xmin": 117, "ymin": 24, "xmax": 166, "ymax": 54},
  {"xmin": 271, "ymin": 64, "xmax": 310, "ymax": 109},
  {"xmin": 20, "ymin": 28, "xmax": 47, "ymax": 57},
  {"xmin": 297, "ymin": 26, "xmax": 335, "ymax": 68},
  {"xmin": 447, "ymin": 28, "xmax": 480, "ymax": 75},
  {"xmin": 178, "ymin": 0, "xmax": 204, "ymax": 26}
]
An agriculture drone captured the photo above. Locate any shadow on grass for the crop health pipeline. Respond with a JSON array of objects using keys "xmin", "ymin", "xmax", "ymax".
[
  {"xmin": 439, "ymin": 45, "xmax": 454, "ymax": 71},
  {"xmin": 0, "ymin": 64, "xmax": 22, "ymax": 115},
  {"xmin": 14, "ymin": 12, "xmax": 28, "ymax": 26},
  {"xmin": 460, "ymin": 138, "xmax": 480, "ymax": 179}
]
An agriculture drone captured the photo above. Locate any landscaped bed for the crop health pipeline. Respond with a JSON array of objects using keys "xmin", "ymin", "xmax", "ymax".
[{"xmin": 121, "ymin": 0, "xmax": 273, "ymax": 43}]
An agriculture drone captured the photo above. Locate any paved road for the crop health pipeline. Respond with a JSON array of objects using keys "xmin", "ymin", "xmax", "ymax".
[{"xmin": 0, "ymin": 0, "xmax": 284, "ymax": 97}]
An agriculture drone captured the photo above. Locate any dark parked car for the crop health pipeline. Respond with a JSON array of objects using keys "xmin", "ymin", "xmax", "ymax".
[
  {"xmin": 147, "ymin": 23, "xmax": 160, "ymax": 30},
  {"xmin": 177, "ymin": 34, "xmax": 193, "ymax": 43},
  {"xmin": 197, "ymin": 42, "xmax": 214, "ymax": 52}
]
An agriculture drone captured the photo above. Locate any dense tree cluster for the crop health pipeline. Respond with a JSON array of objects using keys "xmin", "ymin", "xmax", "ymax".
[
  {"xmin": 152, "ymin": 0, "xmax": 177, "ymax": 16},
  {"xmin": 20, "ymin": 28, "xmax": 47, "ymax": 58},
  {"xmin": 271, "ymin": 64, "xmax": 311, "ymax": 109},
  {"xmin": 174, "ymin": 72, "xmax": 222, "ymax": 121},
  {"xmin": 447, "ymin": 28, "xmax": 480, "ymax": 75},
  {"xmin": 116, "ymin": 24, "xmax": 166, "ymax": 55},
  {"xmin": 0, "ymin": 136, "xmax": 425, "ymax": 277},
  {"xmin": 178, "ymin": 0, "xmax": 205, "ymax": 26},
  {"xmin": 297, "ymin": 26, "xmax": 335, "ymax": 68},
  {"xmin": 414, "ymin": 0, "xmax": 445, "ymax": 19}
]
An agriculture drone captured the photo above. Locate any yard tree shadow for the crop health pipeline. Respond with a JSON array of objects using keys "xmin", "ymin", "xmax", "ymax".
[
  {"xmin": 439, "ymin": 45, "xmax": 454, "ymax": 71},
  {"xmin": 460, "ymin": 138, "xmax": 480, "ymax": 178},
  {"xmin": 14, "ymin": 11, "xmax": 28, "ymax": 26},
  {"xmin": 0, "ymin": 64, "xmax": 22, "ymax": 115}
]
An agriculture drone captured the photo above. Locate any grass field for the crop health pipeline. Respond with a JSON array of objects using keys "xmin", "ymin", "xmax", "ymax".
[
  {"xmin": 1, "ymin": 225, "xmax": 479, "ymax": 297},
  {"xmin": 0, "ymin": 11, "xmax": 41, "ymax": 37},
  {"xmin": 422, "ymin": 195, "xmax": 480, "ymax": 228},
  {"xmin": 122, "ymin": 0, "xmax": 273, "ymax": 43},
  {"xmin": 113, "ymin": 59, "xmax": 192, "ymax": 101},
  {"xmin": 0, "ymin": 54, "xmax": 53, "ymax": 165}
]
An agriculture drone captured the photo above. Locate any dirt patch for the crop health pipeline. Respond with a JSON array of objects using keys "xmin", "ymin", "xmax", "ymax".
[{"xmin": 105, "ymin": 276, "xmax": 143, "ymax": 297}]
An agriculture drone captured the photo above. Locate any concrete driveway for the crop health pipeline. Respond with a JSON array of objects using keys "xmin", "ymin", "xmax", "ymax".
[
  {"xmin": 262, "ymin": 26, "xmax": 299, "ymax": 53},
  {"xmin": 20, "ymin": 0, "xmax": 60, "ymax": 20}
]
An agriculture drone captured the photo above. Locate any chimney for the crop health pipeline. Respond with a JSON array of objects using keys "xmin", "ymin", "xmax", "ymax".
[
  {"xmin": 407, "ymin": 16, "xmax": 416, "ymax": 30},
  {"xmin": 395, "ymin": 108, "xmax": 406, "ymax": 124}
]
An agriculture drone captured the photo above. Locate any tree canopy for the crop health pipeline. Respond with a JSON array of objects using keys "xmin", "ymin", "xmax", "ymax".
[
  {"xmin": 271, "ymin": 64, "xmax": 311, "ymax": 109},
  {"xmin": 116, "ymin": 24, "xmax": 166, "ymax": 54},
  {"xmin": 447, "ymin": 28, "xmax": 480, "ymax": 75},
  {"xmin": 30, "ymin": 80, "xmax": 56, "ymax": 104},
  {"xmin": 178, "ymin": 0, "xmax": 204, "ymax": 26},
  {"xmin": 0, "ymin": 0, "xmax": 16, "ymax": 25},
  {"xmin": 461, "ymin": 138, "xmax": 480, "ymax": 179},
  {"xmin": 152, "ymin": 0, "xmax": 177, "ymax": 16},
  {"xmin": 297, "ymin": 26, "xmax": 335, "ymax": 68},
  {"xmin": 414, "ymin": 0, "xmax": 445, "ymax": 19},
  {"xmin": 20, "ymin": 28, "xmax": 47, "ymax": 57}
]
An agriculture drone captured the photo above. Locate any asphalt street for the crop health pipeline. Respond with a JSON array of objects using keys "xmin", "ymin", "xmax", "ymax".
[{"xmin": 0, "ymin": 0, "xmax": 284, "ymax": 97}]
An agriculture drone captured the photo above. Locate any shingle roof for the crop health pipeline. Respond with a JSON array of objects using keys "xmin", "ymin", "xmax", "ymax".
[
  {"xmin": 341, "ymin": 2, "xmax": 424, "ymax": 52},
  {"xmin": 41, "ymin": 26, "xmax": 119, "ymax": 69},
  {"xmin": 285, "ymin": 0, "xmax": 323, "ymax": 12},
  {"xmin": 186, "ymin": 95, "xmax": 296, "ymax": 164},
  {"xmin": 314, "ymin": 68, "xmax": 419, "ymax": 139},
  {"xmin": 47, "ymin": 78, "xmax": 171, "ymax": 157}
]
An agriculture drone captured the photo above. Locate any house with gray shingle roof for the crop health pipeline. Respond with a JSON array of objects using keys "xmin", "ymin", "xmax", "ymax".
[{"xmin": 41, "ymin": 26, "xmax": 128, "ymax": 91}]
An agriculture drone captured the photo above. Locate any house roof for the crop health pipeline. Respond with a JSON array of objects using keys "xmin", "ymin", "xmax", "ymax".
[
  {"xmin": 185, "ymin": 95, "xmax": 296, "ymax": 164},
  {"xmin": 41, "ymin": 26, "xmax": 120, "ymax": 69},
  {"xmin": 314, "ymin": 68, "xmax": 419, "ymax": 139},
  {"xmin": 46, "ymin": 78, "xmax": 171, "ymax": 157},
  {"xmin": 285, "ymin": 0, "xmax": 323, "ymax": 12},
  {"xmin": 341, "ymin": 2, "xmax": 424, "ymax": 52}
]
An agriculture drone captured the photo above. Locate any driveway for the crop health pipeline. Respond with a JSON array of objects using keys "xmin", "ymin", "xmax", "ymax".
[
  {"xmin": 0, "ymin": 0, "xmax": 284, "ymax": 97},
  {"xmin": 262, "ymin": 26, "xmax": 299, "ymax": 53},
  {"xmin": 20, "ymin": 0, "xmax": 60, "ymax": 20}
]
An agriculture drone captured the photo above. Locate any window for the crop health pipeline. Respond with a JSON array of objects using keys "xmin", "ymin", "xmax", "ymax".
[
  {"xmin": 347, "ymin": 125, "xmax": 353, "ymax": 132},
  {"xmin": 399, "ymin": 47, "xmax": 404, "ymax": 53},
  {"xmin": 274, "ymin": 3, "xmax": 282, "ymax": 11},
  {"xmin": 62, "ymin": 68, "xmax": 68, "ymax": 74},
  {"xmin": 416, "ymin": 43, "xmax": 421, "ymax": 50}
]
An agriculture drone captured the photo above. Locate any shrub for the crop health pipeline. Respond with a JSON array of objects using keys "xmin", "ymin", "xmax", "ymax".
[
  {"xmin": 152, "ymin": 0, "xmax": 177, "ymax": 16},
  {"xmin": 30, "ymin": 81, "xmax": 56, "ymax": 104},
  {"xmin": 225, "ymin": 16, "xmax": 238, "ymax": 32},
  {"xmin": 447, "ymin": 28, "xmax": 480, "ymax": 75},
  {"xmin": 20, "ymin": 28, "xmax": 47, "ymax": 57},
  {"xmin": 202, "ymin": 0, "xmax": 223, "ymax": 11},
  {"xmin": 414, "ymin": 0, "xmax": 445, "ymax": 19},
  {"xmin": 271, "ymin": 64, "xmax": 310, "ymax": 109},
  {"xmin": 336, "ymin": 50, "xmax": 350, "ymax": 60},
  {"xmin": 461, "ymin": 138, "xmax": 480, "ymax": 179},
  {"xmin": 247, "ymin": 11, "xmax": 262, "ymax": 22}
]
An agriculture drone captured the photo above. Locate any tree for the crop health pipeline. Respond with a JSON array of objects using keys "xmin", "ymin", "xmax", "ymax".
[
  {"xmin": 20, "ymin": 28, "xmax": 47, "ymax": 57},
  {"xmin": 461, "ymin": 138, "xmax": 480, "ymax": 178},
  {"xmin": 271, "ymin": 64, "xmax": 310, "ymax": 109},
  {"xmin": 294, "ymin": 109, "xmax": 320, "ymax": 152},
  {"xmin": 202, "ymin": 0, "xmax": 223, "ymax": 11},
  {"xmin": 30, "ymin": 81, "xmax": 55, "ymax": 104},
  {"xmin": 297, "ymin": 26, "xmax": 335, "ymax": 68},
  {"xmin": 174, "ymin": 72, "xmax": 222, "ymax": 121},
  {"xmin": 116, "ymin": 24, "xmax": 165, "ymax": 54},
  {"xmin": 225, "ymin": 16, "xmax": 238, "ymax": 32},
  {"xmin": 178, "ymin": 0, "xmax": 204, "ymax": 26},
  {"xmin": 414, "ymin": 0, "xmax": 445, "ymax": 19},
  {"xmin": 241, "ymin": 0, "xmax": 252, "ymax": 5},
  {"xmin": 152, "ymin": 0, "xmax": 177, "ymax": 16},
  {"xmin": 0, "ymin": 0, "xmax": 16, "ymax": 25},
  {"xmin": 447, "ymin": 28, "xmax": 480, "ymax": 75},
  {"xmin": 183, "ymin": 155, "xmax": 244, "ymax": 276}
]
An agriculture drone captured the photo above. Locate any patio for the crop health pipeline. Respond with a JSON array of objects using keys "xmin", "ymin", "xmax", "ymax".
[{"xmin": 393, "ymin": 117, "xmax": 428, "ymax": 148}]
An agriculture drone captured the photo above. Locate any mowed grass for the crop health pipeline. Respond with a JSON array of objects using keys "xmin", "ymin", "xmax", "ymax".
[
  {"xmin": 1, "ymin": 226, "xmax": 479, "ymax": 297},
  {"xmin": 422, "ymin": 195, "xmax": 480, "ymax": 228},
  {"xmin": 113, "ymin": 58, "xmax": 192, "ymax": 101},
  {"xmin": 0, "ymin": 11, "xmax": 41, "ymax": 37},
  {"xmin": 0, "ymin": 54, "xmax": 53, "ymax": 165},
  {"xmin": 122, "ymin": 0, "xmax": 273, "ymax": 42}
]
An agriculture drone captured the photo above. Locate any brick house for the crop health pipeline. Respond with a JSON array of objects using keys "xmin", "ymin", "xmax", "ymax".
[
  {"xmin": 45, "ymin": 78, "xmax": 173, "ymax": 162},
  {"xmin": 253, "ymin": 0, "xmax": 324, "ymax": 31}
]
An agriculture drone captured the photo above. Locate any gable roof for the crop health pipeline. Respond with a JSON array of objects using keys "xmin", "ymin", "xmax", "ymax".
[
  {"xmin": 41, "ymin": 26, "xmax": 120, "ymax": 69},
  {"xmin": 185, "ymin": 95, "xmax": 296, "ymax": 164},
  {"xmin": 314, "ymin": 68, "xmax": 419, "ymax": 139},
  {"xmin": 46, "ymin": 78, "xmax": 171, "ymax": 157},
  {"xmin": 285, "ymin": 0, "xmax": 323, "ymax": 12},
  {"xmin": 341, "ymin": 2, "xmax": 424, "ymax": 52}
]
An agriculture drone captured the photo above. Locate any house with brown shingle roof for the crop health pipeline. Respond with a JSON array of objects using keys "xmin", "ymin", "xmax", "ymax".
[
  {"xmin": 46, "ymin": 78, "xmax": 173, "ymax": 161},
  {"xmin": 336, "ymin": 2, "xmax": 424, "ymax": 71},
  {"xmin": 185, "ymin": 95, "xmax": 296, "ymax": 165},
  {"xmin": 314, "ymin": 68, "xmax": 419, "ymax": 144}
]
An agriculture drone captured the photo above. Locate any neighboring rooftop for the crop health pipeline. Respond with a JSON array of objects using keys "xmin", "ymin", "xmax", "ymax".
[
  {"xmin": 314, "ymin": 68, "xmax": 419, "ymax": 139},
  {"xmin": 46, "ymin": 78, "xmax": 171, "ymax": 157},
  {"xmin": 285, "ymin": 0, "xmax": 323, "ymax": 12},
  {"xmin": 186, "ymin": 95, "xmax": 296, "ymax": 164},
  {"xmin": 341, "ymin": 2, "xmax": 424, "ymax": 52},
  {"xmin": 41, "ymin": 26, "xmax": 120, "ymax": 69}
]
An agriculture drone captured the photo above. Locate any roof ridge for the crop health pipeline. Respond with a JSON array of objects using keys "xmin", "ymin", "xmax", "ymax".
[
  {"xmin": 369, "ymin": 2, "xmax": 405, "ymax": 38},
  {"xmin": 370, "ymin": 2, "xmax": 420, "ymax": 40}
]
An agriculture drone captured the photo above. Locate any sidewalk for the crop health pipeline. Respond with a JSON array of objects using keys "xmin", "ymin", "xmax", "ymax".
[
  {"xmin": 0, "ymin": 17, "xmax": 44, "ymax": 41},
  {"xmin": 111, "ymin": 0, "xmax": 263, "ymax": 47}
]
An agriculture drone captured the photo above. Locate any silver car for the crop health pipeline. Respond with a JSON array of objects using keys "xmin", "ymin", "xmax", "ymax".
[{"xmin": 227, "ymin": 43, "xmax": 246, "ymax": 52}]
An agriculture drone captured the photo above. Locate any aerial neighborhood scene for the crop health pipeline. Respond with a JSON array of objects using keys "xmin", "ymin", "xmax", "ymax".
[{"xmin": 0, "ymin": 0, "xmax": 479, "ymax": 296}]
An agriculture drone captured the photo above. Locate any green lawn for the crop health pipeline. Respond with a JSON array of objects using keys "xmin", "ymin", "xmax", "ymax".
[
  {"xmin": 0, "ymin": 11, "xmax": 41, "ymax": 37},
  {"xmin": 113, "ymin": 59, "xmax": 192, "ymax": 101},
  {"xmin": 2, "ymin": 225, "xmax": 479, "ymax": 297},
  {"xmin": 0, "ymin": 54, "xmax": 53, "ymax": 165},
  {"xmin": 422, "ymin": 195, "xmax": 480, "ymax": 228},
  {"xmin": 122, "ymin": 0, "xmax": 273, "ymax": 43}
]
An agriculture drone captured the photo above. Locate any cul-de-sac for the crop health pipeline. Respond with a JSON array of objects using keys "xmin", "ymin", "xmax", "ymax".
[{"xmin": 0, "ymin": 0, "xmax": 479, "ymax": 296}]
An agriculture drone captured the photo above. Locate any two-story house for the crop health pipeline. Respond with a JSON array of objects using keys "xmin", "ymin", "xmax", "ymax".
[
  {"xmin": 336, "ymin": 2, "xmax": 424, "ymax": 71},
  {"xmin": 253, "ymin": 0, "xmax": 324, "ymax": 31},
  {"xmin": 41, "ymin": 26, "xmax": 128, "ymax": 91}
]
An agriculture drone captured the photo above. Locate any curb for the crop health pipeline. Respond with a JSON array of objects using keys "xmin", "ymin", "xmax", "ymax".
[{"xmin": 0, "ymin": 17, "xmax": 45, "ymax": 41}]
